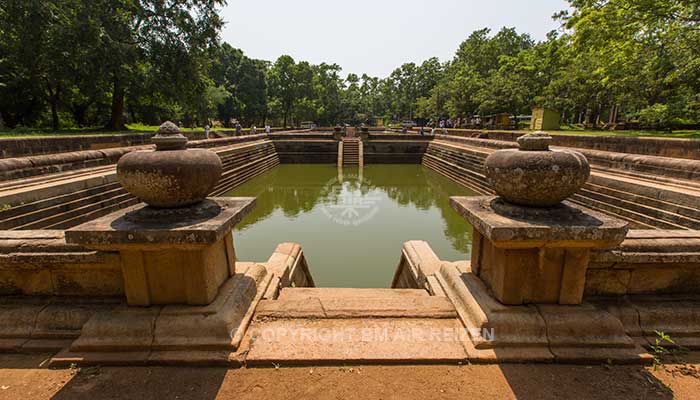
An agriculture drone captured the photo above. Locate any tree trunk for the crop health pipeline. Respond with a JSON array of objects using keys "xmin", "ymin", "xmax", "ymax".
[
  {"xmin": 50, "ymin": 86, "xmax": 60, "ymax": 132},
  {"xmin": 106, "ymin": 77, "xmax": 126, "ymax": 131},
  {"xmin": 283, "ymin": 104, "xmax": 290, "ymax": 128},
  {"xmin": 46, "ymin": 83, "xmax": 60, "ymax": 132},
  {"xmin": 50, "ymin": 97, "xmax": 59, "ymax": 132}
]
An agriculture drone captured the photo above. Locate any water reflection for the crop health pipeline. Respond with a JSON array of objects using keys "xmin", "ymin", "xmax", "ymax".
[{"xmin": 225, "ymin": 164, "xmax": 476, "ymax": 287}]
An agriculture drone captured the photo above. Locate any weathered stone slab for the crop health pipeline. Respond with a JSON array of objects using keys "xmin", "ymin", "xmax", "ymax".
[
  {"xmin": 450, "ymin": 196, "xmax": 628, "ymax": 247},
  {"xmin": 437, "ymin": 263, "xmax": 550, "ymax": 350},
  {"xmin": 391, "ymin": 241, "xmax": 443, "ymax": 290},
  {"xmin": 65, "ymin": 197, "xmax": 255, "ymax": 248},
  {"xmin": 277, "ymin": 287, "xmax": 429, "ymax": 301},
  {"xmin": 153, "ymin": 264, "xmax": 270, "ymax": 351},
  {"xmin": 452, "ymin": 196, "xmax": 628, "ymax": 305},
  {"xmin": 66, "ymin": 265, "xmax": 270, "ymax": 358},
  {"xmin": 245, "ymin": 318, "xmax": 469, "ymax": 365},
  {"xmin": 65, "ymin": 198, "xmax": 253, "ymax": 306},
  {"xmin": 255, "ymin": 296, "xmax": 456, "ymax": 319},
  {"xmin": 70, "ymin": 306, "xmax": 161, "ymax": 351},
  {"xmin": 536, "ymin": 303, "xmax": 635, "ymax": 349},
  {"xmin": 437, "ymin": 262, "xmax": 650, "ymax": 364}
]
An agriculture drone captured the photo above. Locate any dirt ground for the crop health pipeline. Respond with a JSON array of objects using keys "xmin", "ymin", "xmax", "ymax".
[{"xmin": 0, "ymin": 354, "xmax": 699, "ymax": 400}]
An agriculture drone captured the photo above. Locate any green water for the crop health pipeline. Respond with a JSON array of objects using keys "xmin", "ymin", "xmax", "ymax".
[{"xmin": 225, "ymin": 164, "xmax": 477, "ymax": 287}]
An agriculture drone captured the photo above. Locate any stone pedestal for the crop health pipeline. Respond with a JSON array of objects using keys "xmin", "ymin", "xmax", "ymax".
[
  {"xmin": 333, "ymin": 128, "xmax": 343, "ymax": 140},
  {"xmin": 65, "ymin": 197, "xmax": 255, "ymax": 306},
  {"xmin": 360, "ymin": 127, "xmax": 370, "ymax": 141},
  {"xmin": 450, "ymin": 196, "xmax": 628, "ymax": 305}
]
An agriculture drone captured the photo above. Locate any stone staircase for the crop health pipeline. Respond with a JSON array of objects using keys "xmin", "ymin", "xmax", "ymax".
[
  {"xmin": 0, "ymin": 139, "xmax": 280, "ymax": 229},
  {"xmin": 210, "ymin": 140, "xmax": 280, "ymax": 196},
  {"xmin": 341, "ymin": 138, "xmax": 362, "ymax": 166},
  {"xmin": 423, "ymin": 139, "xmax": 700, "ymax": 230},
  {"xmin": 244, "ymin": 287, "xmax": 467, "ymax": 365}
]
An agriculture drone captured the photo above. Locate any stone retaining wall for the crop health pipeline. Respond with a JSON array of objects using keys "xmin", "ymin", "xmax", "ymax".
[
  {"xmin": 0, "ymin": 138, "xmax": 279, "ymax": 230},
  {"xmin": 272, "ymin": 136, "xmax": 338, "ymax": 163},
  {"xmin": 0, "ymin": 134, "xmax": 269, "ymax": 182},
  {"xmin": 423, "ymin": 136, "xmax": 700, "ymax": 230},
  {"xmin": 445, "ymin": 129, "xmax": 700, "ymax": 161},
  {"xmin": 0, "ymin": 230, "xmax": 123, "ymax": 296},
  {"xmin": 0, "ymin": 129, "xmax": 287, "ymax": 159},
  {"xmin": 362, "ymin": 135, "xmax": 430, "ymax": 164},
  {"xmin": 588, "ymin": 230, "xmax": 700, "ymax": 296}
]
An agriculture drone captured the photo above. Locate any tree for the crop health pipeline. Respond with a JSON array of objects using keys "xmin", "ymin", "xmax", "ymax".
[
  {"xmin": 90, "ymin": 0, "xmax": 226, "ymax": 130},
  {"xmin": 562, "ymin": 0, "xmax": 700, "ymax": 124}
]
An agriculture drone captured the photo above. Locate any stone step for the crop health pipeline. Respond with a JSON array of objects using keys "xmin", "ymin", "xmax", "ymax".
[
  {"xmin": 16, "ymin": 192, "xmax": 136, "ymax": 230},
  {"xmin": 592, "ymin": 165, "xmax": 700, "ymax": 193},
  {"xmin": 568, "ymin": 198, "xmax": 656, "ymax": 230},
  {"xmin": 570, "ymin": 194, "xmax": 677, "ymax": 230},
  {"xmin": 0, "ymin": 181, "xmax": 122, "ymax": 220},
  {"xmin": 0, "ymin": 185, "xmax": 128, "ymax": 229},
  {"xmin": 0, "ymin": 164, "xmax": 116, "ymax": 191},
  {"xmin": 244, "ymin": 318, "xmax": 468, "ymax": 365},
  {"xmin": 586, "ymin": 182, "xmax": 700, "ymax": 221},
  {"xmin": 591, "ymin": 170, "xmax": 700, "ymax": 210},
  {"xmin": 46, "ymin": 196, "xmax": 141, "ymax": 230},
  {"xmin": 422, "ymin": 154, "xmax": 493, "ymax": 195},
  {"xmin": 277, "ymin": 288, "xmax": 430, "ymax": 300},
  {"xmin": 581, "ymin": 185, "xmax": 700, "ymax": 229},
  {"xmin": 425, "ymin": 139, "xmax": 700, "ymax": 229},
  {"xmin": 255, "ymin": 296, "xmax": 456, "ymax": 319}
]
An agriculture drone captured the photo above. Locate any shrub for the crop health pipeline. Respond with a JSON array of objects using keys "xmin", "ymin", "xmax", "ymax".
[{"xmin": 638, "ymin": 104, "xmax": 671, "ymax": 130}]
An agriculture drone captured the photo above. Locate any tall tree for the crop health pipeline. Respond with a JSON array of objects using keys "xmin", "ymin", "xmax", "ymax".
[{"xmin": 91, "ymin": 0, "xmax": 225, "ymax": 130}]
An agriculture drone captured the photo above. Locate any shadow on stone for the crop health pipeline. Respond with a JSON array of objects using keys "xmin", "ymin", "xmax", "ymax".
[
  {"xmin": 490, "ymin": 197, "xmax": 605, "ymax": 227},
  {"xmin": 113, "ymin": 199, "xmax": 223, "ymax": 230}
]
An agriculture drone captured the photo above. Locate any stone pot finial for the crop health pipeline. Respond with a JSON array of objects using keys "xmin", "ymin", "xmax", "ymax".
[
  {"xmin": 117, "ymin": 122, "xmax": 223, "ymax": 208},
  {"xmin": 153, "ymin": 121, "xmax": 188, "ymax": 150},
  {"xmin": 484, "ymin": 132, "xmax": 590, "ymax": 207},
  {"xmin": 516, "ymin": 132, "xmax": 551, "ymax": 151}
]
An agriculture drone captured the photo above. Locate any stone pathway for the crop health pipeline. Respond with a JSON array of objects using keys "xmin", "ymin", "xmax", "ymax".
[{"xmin": 243, "ymin": 288, "xmax": 469, "ymax": 365}]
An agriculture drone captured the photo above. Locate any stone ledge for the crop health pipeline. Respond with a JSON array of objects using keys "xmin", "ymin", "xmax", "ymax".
[
  {"xmin": 436, "ymin": 263, "xmax": 652, "ymax": 364},
  {"xmin": 65, "ymin": 197, "xmax": 256, "ymax": 248},
  {"xmin": 450, "ymin": 196, "xmax": 629, "ymax": 247},
  {"xmin": 68, "ymin": 263, "xmax": 270, "ymax": 354},
  {"xmin": 47, "ymin": 263, "xmax": 271, "ymax": 366}
]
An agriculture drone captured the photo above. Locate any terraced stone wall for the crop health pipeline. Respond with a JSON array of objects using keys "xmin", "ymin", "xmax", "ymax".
[
  {"xmin": 444, "ymin": 129, "xmax": 700, "ymax": 161},
  {"xmin": 271, "ymin": 133, "xmax": 338, "ymax": 163},
  {"xmin": 423, "ymin": 136, "xmax": 700, "ymax": 230},
  {"xmin": 0, "ymin": 129, "xmax": 288, "ymax": 159},
  {"xmin": 587, "ymin": 230, "xmax": 700, "ymax": 296},
  {"xmin": 362, "ymin": 134, "xmax": 430, "ymax": 164},
  {"xmin": 0, "ymin": 137, "xmax": 279, "ymax": 230}
]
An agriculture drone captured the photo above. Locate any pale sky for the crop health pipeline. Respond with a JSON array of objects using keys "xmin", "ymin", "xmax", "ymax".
[{"xmin": 220, "ymin": 0, "xmax": 570, "ymax": 78}]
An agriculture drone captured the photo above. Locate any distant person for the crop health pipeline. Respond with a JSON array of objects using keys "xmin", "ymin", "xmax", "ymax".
[
  {"xmin": 265, "ymin": 125, "xmax": 271, "ymax": 134},
  {"xmin": 419, "ymin": 126, "xmax": 425, "ymax": 136},
  {"xmin": 235, "ymin": 122, "xmax": 242, "ymax": 136},
  {"xmin": 204, "ymin": 124, "xmax": 210, "ymax": 140},
  {"xmin": 251, "ymin": 126, "xmax": 257, "ymax": 134}
]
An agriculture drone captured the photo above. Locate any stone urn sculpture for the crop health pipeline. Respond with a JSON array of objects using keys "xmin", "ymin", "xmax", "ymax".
[
  {"xmin": 484, "ymin": 132, "xmax": 590, "ymax": 207},
  {"xmin": 117, "ymin": 121, "xmax": 223, "ymax": 208}
]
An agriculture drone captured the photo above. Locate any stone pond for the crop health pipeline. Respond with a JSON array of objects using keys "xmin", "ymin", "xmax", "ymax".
[
  {"xmin": 1, "ymin": 124, "xmax": 699, "ymax": 366},
  {"xmin": 225, "ymin": 164, "xmax": 477, "ymax": 287}
]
